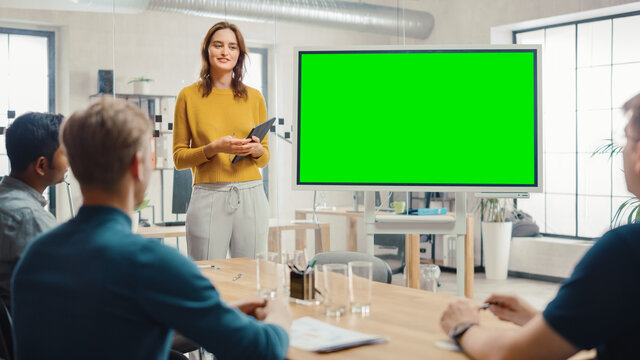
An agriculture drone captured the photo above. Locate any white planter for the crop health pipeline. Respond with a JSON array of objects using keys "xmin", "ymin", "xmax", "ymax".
[
  {"xmin": 131, "ymin": 212, "xmax": 139, "ymax": 233},
  {"xmin": 482, "ymin": 221, "xmax": 513, "ymax": 280},
  {"xmin": 133, "ymin": 81, "xmax": 150, "ymax": 94}
]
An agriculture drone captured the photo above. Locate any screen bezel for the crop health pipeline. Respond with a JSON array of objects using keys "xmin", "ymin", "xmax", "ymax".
[{"xmin": 292, "ymin": 44, "xmax": 542, "ymax": 192}]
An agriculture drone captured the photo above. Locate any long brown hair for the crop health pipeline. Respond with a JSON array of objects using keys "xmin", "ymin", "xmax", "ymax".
[{"xmin": 198, "ymin": 22, "xmax": 248, "ymax": 100}]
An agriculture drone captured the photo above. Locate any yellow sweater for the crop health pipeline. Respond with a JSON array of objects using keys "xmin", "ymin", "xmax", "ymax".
[{"xmin": 172, "ymin": 83, "xmax": 270, "ymax": 184}]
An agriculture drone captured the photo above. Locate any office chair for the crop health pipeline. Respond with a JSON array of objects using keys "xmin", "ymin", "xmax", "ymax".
[
  {"xmin": 314, "ymin": 251, "xmax": 392, "ymax": 284},
  {"xmin": 0, "ymin": 298, "xmax": 13, "ymax": 360},
  {"xmin": 373, "ymin": 234, "xmax": 406, "ymax": 275}
]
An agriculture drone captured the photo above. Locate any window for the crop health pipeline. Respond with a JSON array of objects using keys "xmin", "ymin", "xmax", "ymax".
[
  {"xmin": 514, "ymin": 12, "xmax": 640, "ymax": 238},
  {"xmin": 244, "ymin": 46, "xmax": 270, "ymax": 197},
  {"xmin": 0, "ymin": 27, "xmax": 55, "ymax": 214}
]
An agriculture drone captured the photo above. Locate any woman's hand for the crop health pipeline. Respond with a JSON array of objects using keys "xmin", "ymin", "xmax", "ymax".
[
  {"xmin": 204, "ymin": 136, "xmax": 251, "ymax": 159},
  {"xmin": 484, "ymin": 294, "xmax": 539, "ymax": 326},
  {"xmin": 246, "ymin": 136, "xmax": 265, "ymax": 159}
]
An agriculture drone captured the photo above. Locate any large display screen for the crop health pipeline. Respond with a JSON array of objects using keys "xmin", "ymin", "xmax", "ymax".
[{"xmin": 295, "ymin": 46, "xmax": 541, "ymax": 192}]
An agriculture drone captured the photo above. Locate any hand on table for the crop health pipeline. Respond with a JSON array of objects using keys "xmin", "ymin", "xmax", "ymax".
[
  {"xmin": 229, "ymin": 297, "xmax": 268, "ymax": 319},
  {"xmin": 256, "ymin": 298, "xmax": 292, "ymax": 334},
  {"xmin": 484, "ymin": 294, "xmax": 539, "ymax": 326},
  {"xmin": 440, "ymin": 298, "xmax": 480, "ymax": 334}
]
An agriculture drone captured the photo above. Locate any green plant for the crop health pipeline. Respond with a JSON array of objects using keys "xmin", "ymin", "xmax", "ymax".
[
  {"xmin": 592, "ymin": 138, "xmax": 639, "ymax": 227},
  {"xmin": 134, "ymin": 195, "xmax": 150, "ymax": 212},
  {"xmin": 478, "ymin": 198, "xmax": 509, "ymax": 222},
  {"xmin": 127, "ymin": 76, "xmax": 153, "ymax": 84}
]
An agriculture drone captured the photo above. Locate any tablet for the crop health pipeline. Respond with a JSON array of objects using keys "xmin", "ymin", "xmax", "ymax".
[{"xmin": 231, "ymin": 117, "xmax": 276, "ymax": 164}]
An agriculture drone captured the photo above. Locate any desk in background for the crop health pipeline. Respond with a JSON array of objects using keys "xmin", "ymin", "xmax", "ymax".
[
  {"xmin": 137, "ymin": 225, "xmax": 186, "ymax": 239},
  {"xmin": 137, "ymin": 222, "xmax": 331, "ymax": 255},
  {"xmin": 268, "ymin": 219, "xmax": 330, "ymax": 254},
  {"xmin": 295, "ymin": 207, "xmax": 362, "ymax": 252}
]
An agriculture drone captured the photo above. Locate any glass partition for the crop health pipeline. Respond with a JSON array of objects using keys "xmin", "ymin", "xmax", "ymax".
[{"xmin": 0, "ymin": 2, "xmax": 117, "ymax": 218}]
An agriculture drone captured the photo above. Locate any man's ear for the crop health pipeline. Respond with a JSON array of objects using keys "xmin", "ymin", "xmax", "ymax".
[
  {"xmin": 634, "ymin": 142, "xmax": 640, "ymax": 176},
  {"xmin": 130, "ymin": 151, "xmax": 144, "ymax": 181},
  {"xmin": 33, "ymin": 156, "xmax": 48, "ymax": 177}
]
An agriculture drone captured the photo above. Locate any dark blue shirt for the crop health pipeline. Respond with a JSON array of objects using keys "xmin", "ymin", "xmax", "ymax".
[
  {"xmin": 543, "ymin": 223, "xmax": 640, "ymax": 359},
  {"xmin": 11, "ymin": 206, "xmax": 288, "ymax": 360}
]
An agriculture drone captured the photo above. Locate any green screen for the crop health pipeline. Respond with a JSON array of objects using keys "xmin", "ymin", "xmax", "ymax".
[{"xmin": 297, "ymin": 50, "xmax": 537, "ymax": 187}]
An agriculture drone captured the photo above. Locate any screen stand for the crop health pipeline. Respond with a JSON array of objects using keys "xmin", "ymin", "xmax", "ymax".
[{"xmin": 364, "ymin": 191, "xmax": 470, "ymax": 297}]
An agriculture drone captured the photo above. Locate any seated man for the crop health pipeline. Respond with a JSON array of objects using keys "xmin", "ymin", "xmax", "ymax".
[
  {"xmin": 0, "ymin": 112, "xmax": 67, "ymax": 310},
  {"xmin": 12, "ymin": 98, "xmax": 291, "ymax": 360},
  {"xmin": 440, "ymin": 92, "xmax": 640, "ymax": 360}
]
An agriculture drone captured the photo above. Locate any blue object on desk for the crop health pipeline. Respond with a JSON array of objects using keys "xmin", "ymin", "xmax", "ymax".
[{"xmin": 409, "ymin": 208, "xmax": 447, "ymax": 215}]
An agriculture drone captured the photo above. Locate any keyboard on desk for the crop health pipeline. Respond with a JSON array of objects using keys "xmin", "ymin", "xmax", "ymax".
[{"xmin": 154, "ymin": 221, "xmax": 186, "ymax": 227}]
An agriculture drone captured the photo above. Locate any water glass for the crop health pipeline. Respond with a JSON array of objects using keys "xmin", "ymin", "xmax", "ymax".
[
  {"xmin": 348, "ymin": 261, "xmax": 373, "ymax": 314},
  {"xmin": 256, "ymin": 252, "xmax": 279, "ymax": 299},
  {"xmin": 313, "ymin": 263, "xmax": 326, "ymax": 305},
  {"xmin": 322, "ymin": 264, "xmax": 348, "ymax": 317},
  {"xmin": 420, "ymin": 264, "xmax": 441, "ymax": 292}
]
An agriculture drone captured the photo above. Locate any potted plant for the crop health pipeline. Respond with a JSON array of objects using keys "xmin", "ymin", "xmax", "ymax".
[
  {"xmin": 479, "ymin": 198, "xmax": 512, "ymax": 280},
  {"xmin": 128, "ymin": 76, "xmax": 153, "ymax": 94},
  {"xmin": 593, "ymin": 139, "xmax": 640, "ymax": 227},
  {"xmin": 131, "ymin": 197, "xmax": 150, "ymax": 232}
]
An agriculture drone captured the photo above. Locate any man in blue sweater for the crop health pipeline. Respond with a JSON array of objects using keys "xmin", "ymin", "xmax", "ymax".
[
  {"xmin": 11, "ymin": 98, "xmax": 291, "ymax": 360},
  {"xmin": 440, "ymin": 92, "xmax": 640, "ymax": 359}
]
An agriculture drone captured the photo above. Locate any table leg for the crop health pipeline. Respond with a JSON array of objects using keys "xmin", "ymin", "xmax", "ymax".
[
  {"xmin": 268, "ymin": 228, "xmax": 279, "ymax": 253},
  {"xmin": 465, "ymin": 214, "xmax": 474, "ymax": 299},
  {"xmin": 405, "ymin": 234, "xmax": 420, "ymax": 289},
  {"xmin": 295, "ymin": 211, "xmax": 307, "ymax": 250},
  {"xmin": 347, "ymin": 217, "xmax": 357, "ymax": 251},
  {"xmin": 318, "ymin": 224, "xmax": 330, "ymax": 253}
]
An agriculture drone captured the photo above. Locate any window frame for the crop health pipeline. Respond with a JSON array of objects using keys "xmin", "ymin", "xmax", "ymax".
[
  {"xmin": 513, "ymin": 10, "xmax": 640, "ymax": 240},
  {"xmin": 0, "ymin": 27, "xmax": 56, "ymax": 216}
]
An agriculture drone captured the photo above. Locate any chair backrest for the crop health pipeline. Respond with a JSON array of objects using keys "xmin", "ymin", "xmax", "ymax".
[
  {"xmin": 314, "ymin": 251, "xmax": 392, "ymax": 284},
  {"xmin": 172, "ymin": 169, "xmax": 192, "ymax": 215},
  {"xmin": 0, "ymin": 297, "xmax": 13, "ymax": 360}
]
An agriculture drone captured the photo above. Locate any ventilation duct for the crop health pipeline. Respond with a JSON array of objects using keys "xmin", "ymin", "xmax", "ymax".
[
  {"xmin": 147, "ymin": 0, "xmax": 434, "ymax": 39},
  {"xmin": 8, "ymin": 0, "xmax": 433, "ymax": 39}
]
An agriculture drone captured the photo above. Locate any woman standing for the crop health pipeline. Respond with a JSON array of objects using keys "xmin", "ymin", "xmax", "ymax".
[{"xmin": 173, "ymin": 22, "xmax": 270, "ymax": 260}]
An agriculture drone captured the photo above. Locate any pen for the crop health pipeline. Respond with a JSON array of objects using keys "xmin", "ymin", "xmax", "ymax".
[
  {"xmin": 229, "ymin": 131, "xmax": 235, "ymax": 161},
  {"xmin": 480, "ymin": 302, "xmax": 498, "ymax": 310},
  {"xmin": 304, "ymin": 258, "xmax": 317, "ymax": 273},
  {"xmin": 232, "ymin": 273, "xmax": 243, "ymax": 281},
  {"xmin": 292, "ymin": 264, "xmax": 303, "ymax": 273},
  {"xmin": 197, "ymin": 265, "xmax": 220, "ymax": 269},
  {"xmin": 287, "ymin": 263, "xmax": 303, "ymax": 275}
]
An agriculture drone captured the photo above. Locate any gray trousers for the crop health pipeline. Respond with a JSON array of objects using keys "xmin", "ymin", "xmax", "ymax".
[{"xmin": 186, "ymin": 180, "xmax": 269, "ymax": 260}]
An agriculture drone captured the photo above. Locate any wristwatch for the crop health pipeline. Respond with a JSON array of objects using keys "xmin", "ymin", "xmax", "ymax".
[{"xmin": 449, "ymin": 322, "xmax": 477, "ymax": 349}]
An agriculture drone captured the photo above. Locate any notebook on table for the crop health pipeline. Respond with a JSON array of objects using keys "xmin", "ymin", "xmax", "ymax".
[{"xmin": 291, "ymin": 317, "xmax": 388, "ymax": 353}]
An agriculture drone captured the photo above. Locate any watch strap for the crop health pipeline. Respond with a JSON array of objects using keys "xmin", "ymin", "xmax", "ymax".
[{"xmin": 449, "ymin": 322, "xmax": 477, "ymax": 349}]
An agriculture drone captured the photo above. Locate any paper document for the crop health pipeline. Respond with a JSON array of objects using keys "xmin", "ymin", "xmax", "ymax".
[{"xmin": 291, "ymin": 317, "xmax": 388, "ymax": 353}]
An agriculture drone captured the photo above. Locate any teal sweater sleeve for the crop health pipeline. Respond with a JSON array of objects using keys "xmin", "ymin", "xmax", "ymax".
[{"xmin": 135, "ymin": 241, "xmax": 289, "ymax": 359}]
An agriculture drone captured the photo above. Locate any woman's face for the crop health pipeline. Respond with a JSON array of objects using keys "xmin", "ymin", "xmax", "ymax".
[{"xmin": 208, "ymin": 28, "xmax": 240, "ymax": 73}]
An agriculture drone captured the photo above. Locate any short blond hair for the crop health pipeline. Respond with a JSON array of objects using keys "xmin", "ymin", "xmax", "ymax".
[
  {"xmin": 61, "ymin": 97, "xmax": 152, "ymax": 192},
  {"xmin": 624, "ymin": 93, "xmax": 640, "ymax": 132}
]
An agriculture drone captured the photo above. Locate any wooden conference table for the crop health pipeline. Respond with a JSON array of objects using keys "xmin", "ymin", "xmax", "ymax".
[{"xmin": 197, "ymin": 258, "xmax": 507, "ymax": 360}]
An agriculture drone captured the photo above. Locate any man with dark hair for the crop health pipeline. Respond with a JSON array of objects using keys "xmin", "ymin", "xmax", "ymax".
[
  {"xmin": 440, "ymin": 91, "xmax": 640, "ymax": 360},
  {"xmin": 0, "ymin": 112, "xmax": 68, "ymax": 310}
]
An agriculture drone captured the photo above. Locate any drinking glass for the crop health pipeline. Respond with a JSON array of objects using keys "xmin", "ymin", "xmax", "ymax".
[
  {"xmin": 348, "ymin": 261, "xmax": 373, "ymax": 314},
  {"xmin": 256, "ymin": 252, "xmax": 279, "ymax": 299},
  {"xmin": 322, "ymin": 264, "xmax": 348, "ymax": 317}
]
